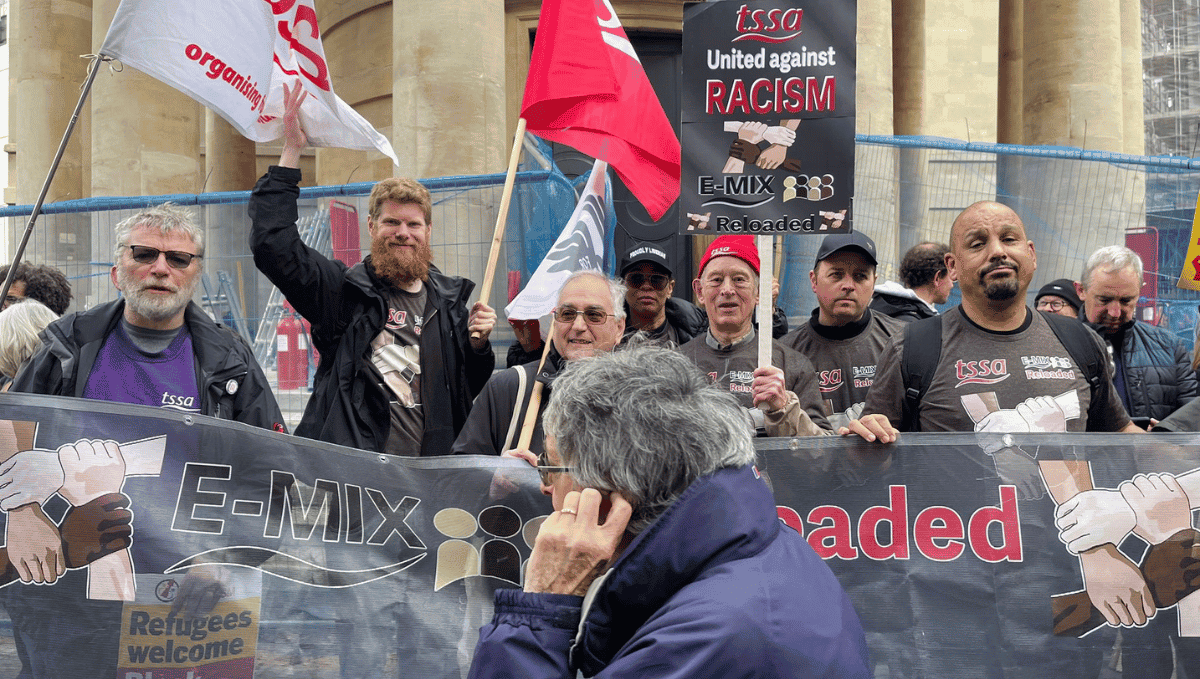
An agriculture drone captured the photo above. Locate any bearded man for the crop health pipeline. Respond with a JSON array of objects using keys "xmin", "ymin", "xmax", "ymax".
[{"xmin": 250, "ymin": 82, "xmax": 496, "ymax": 456}]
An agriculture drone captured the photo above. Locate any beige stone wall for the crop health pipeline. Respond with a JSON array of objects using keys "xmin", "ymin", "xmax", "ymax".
[{"xmin": 923, "ymin": 0, "xmax": 998, "ymax": 142}]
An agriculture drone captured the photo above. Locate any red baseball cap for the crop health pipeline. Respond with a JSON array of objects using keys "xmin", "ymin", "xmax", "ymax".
[{"xmin": 697, "ymin": 236, "xmax": 760, "ymax": 276}]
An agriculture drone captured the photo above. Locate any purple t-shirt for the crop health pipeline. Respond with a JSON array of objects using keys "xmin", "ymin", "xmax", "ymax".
[{"xmin": 83, "ymin": 322, "xmax": 201, "ymax": 412}]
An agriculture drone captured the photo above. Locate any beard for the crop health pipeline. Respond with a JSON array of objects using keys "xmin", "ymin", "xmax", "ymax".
[
  {"xmin": 979, "ymin": 260, "xmax": 1020, "ymax": 301},
  {"xmin": 372, "ymin": 233, "xmax": 432, "ymax": 287},
  {"xmin": 116, "ymin": 267, "xmax": 197, "ymax": 324}
]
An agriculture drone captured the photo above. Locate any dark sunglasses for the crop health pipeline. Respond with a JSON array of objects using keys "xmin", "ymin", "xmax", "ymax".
[
  {"xmin": 553, "ymin": 307, "xmax": 613, "ymax": 325},
  {"xmin": 535, "ymin": 450, "xmax": 574, "ymax": 485},
  {"xmin": 125, "ymin": 244, "xmax": 202, "ymax": 270},
  {"xmin": 624, "ymin": 272, "xmax": 670, "ymax": 291}
]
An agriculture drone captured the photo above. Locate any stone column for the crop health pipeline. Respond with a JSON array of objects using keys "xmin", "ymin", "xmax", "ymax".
[
  {"xmin": 393, "ymin": 0, "xmax": 507, "ymax": 306},
  {"xmin": 90, "ymin": 0, "xmax": 202, "ymax": 197},
  {"xmin": 10, "ymin": 0, "xmax": 93, "ymax": 301},
  {"xmin": 205, "ymin": 112, "xmax": 256, "ymax": 193},
  {"xmin": 1018, "ymin": 0, "xmax": 1127, "ymax": 291},
  {"xmin": 893, "ymin": 0, "xmax": 925, "ymax": 260},
  {"xmin": 317, "ymin": 0, "xmax": 394, "ymax": 187},
  {"xmin": 996, "ymin": 0, "xmax": 1022, "ymax": 205},
  {"xmin": 1120, "ymin": 0, "xmax": 1143, "ymax": 157},
  {"xmin": 1022, "ymin": 0, "xmax": 1123, "ymax": 152}
]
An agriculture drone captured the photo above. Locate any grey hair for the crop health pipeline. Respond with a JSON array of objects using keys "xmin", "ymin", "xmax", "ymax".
[
  {"xmin": 1081, "ymin": 245, "xmax": 1143, "ymax": 289},
  {"xmin": 557, "ymin": 270, "xmax": 627, "ymax": 320},
  {"xmin": 543, "ymin": 346, "xmax": 756, "ymax": 534},
  {"xmin": 0, "ymin": 299, "xmax": 57, "ymax": 378},
  {"xmin": 113, "ymin": 203, "xmax": 204, "ymax": 260}
]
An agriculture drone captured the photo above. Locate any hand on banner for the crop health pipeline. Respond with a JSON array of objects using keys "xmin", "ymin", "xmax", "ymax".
[
  {"xmin": 751, "ymin": 366, "xmax": 788, "ymax": 412},
  {"xmin": 489, "ymin": 449, "xmax": 538, "ymax": 501},
  {"xmin": 1055, "ymin": 489, "xmax": 1136, "ymax": 554},
  {"xmin": 58, "ymin": 439, "xmax": 126, "ymax": 506},
  {"xmin": 524, "ymin": 488, "xmax": 632, "ymax": 596},
  {"xmin": 1119, "ymin": 473, "xmax": 1193, "ymax": 545},
  {"xmin": 0, "ymin": 449, "xmax": 65, "ymax": 511},
  {"xmin": 60, "ymin": 492, "xmax": 134, "ymax": 569},
  {"xmin": 736, "ymin": 121, "xmax": 768, "ymax": 144},
  {"xmin": 469, "ymin": 302, "xmax": 497, "ymax": 350},
  {"xmin": 1080, "ymin": 545, "xmax": 1156, "ymax": 627},
  {"xmin": 7, "ymin": 506, "xmax": 65, "ymax": 584},
  {"xmin": 169, "ymin": 564, "xmax": 232, "ymax": 619},
  {"xmin": 988, "ymin": 447, "xmax": 1045, "ymax": 500},
  {"xmin": 728, "ymin": 140, "xmax": 761, "ymax": 165},
  {"xmin": 838, "ymin": 414, "xmax": 898, "ymax": 444},
  {"xmin": 756, "ymin": 144, "xmax": 788, "ymax": 170},
  {"xmin": 974, "ymin": 409, "xmax": 1030, "ymax": 455},
  {"xmin": 1015, "ymin": 395, "xmax": 1067, "ymax": 432},
  {"xmin": 762, "ymin": 125, "xmax": 796, "ymax": 147},
  {"xmin": 280, "ymin": 79, "xmax": 310, "ymax": 168}
]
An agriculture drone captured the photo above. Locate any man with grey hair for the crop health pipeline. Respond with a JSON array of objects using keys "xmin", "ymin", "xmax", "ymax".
[
  {"xmin": 1076, "ymin": 244, "xmax": 1196, "ymax": 426},
  {"xmin": 452, "ymin": 269, "xmax": 625, "ymax": 458},
  {"xmin": 6, "ymin": 203, "xmax": 284, "ymax": 679},
  {"xmin": 468, "ymin": 346, "xmax": 870, "ymax": 678},
  {"xmin": 14, "ymin": 203, "xmax": 282, "ymax": 429}
]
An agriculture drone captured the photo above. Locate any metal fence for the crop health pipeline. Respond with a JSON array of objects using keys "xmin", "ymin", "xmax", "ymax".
[{"xmin": 7, "ymin": 134, "xmax": 1200, "ymax": 423}]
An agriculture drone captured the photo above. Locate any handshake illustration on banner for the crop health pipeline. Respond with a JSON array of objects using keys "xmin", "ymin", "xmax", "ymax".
[
  {"xmin": 0, "ymin": 433, "xmax": 166, "ymax": 600},
  {"xmin": 964, "ymin": 391, "xmax": 1081, "ymax": 500},
  {"xmin": 723, "ymin": 120, "xmax": 802, "ymax": 174}
]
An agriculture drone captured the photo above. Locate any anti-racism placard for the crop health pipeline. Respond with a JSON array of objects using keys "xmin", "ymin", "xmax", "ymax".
[
  {"xmin": 0, "ymin": 394, "xmax": 1196, "ymax": 677},
  {"xmin": 681, "ymin": 0, "xmax": 856, "ymax": 235}
]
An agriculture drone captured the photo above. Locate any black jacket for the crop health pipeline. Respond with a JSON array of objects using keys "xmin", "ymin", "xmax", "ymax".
[
  {"xmin": 453, "ymin": 349, "xmax": 566, "ymax": 457},
  {"xmin": 869, "ymin": 291, "xmax": 937, "ymax": 322},
  {"xmin": 249, "ymin": 166, "xmax": 494, "ymax": 455},
  {"xmin": 1085, "ymin": 318, "xmax": 1197, "ymax": 422},
  {"xmin": 11, "ymin": 300, "xmax": 284, "ymax": 430}
]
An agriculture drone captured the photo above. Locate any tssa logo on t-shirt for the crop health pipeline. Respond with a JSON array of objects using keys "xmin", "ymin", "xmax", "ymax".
[
  {"xmin": 386, "ymin": 308, "xmax": 424, "ymax": 335},
  {"xmin": 818, "ymin": 369, "xmax": 843, "ymax": 393},
  {"xmin": 954, "ymin": 359, "xmax": 1009, "ymax": 387},
  {"xmin": 161, "ymin": 392, "xmax": 199, "ymax": 411}
]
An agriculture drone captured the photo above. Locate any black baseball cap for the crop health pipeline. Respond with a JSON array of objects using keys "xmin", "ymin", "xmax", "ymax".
[
  {"xmin": 815, "ymin": 231, "xmax": 878, "ymax": 266},
  {"xmin": 620, "ymin": 242, "xmax": 672, "ymax": 277},
  {"xmin": 1035, "ymin": 279, "xmax": 1082, "ymax": 311}
]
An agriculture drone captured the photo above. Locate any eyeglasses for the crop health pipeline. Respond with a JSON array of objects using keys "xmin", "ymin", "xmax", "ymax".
[
  {"xmin": 553, "ymin": 306, "xmax": 614, "ymax": 325},
  {"xmin": 124, "ymin": 245, "xmax": 202, "ymax": 270},
  {"xmin": 535, "ymin": 450, "xmax": 574, "ymax": 485},
  {"xmin": 624, "ymin": 272, "xmax": 670, "ymax": 291},
  {"xmin": 1036, "ymin": 299, "xmax": 1067, "ymax": 312},
  {"xmin": 2, "ymin": 295, "xmax": 22, "ymax": 308}
]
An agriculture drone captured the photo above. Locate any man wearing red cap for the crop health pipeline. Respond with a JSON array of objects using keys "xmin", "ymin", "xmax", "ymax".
[{"xmin": 678, "ymin": 235, "xmax": 828, "ymax": 436}]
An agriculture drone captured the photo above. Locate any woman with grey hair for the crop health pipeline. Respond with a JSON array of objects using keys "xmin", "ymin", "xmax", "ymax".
[
  {"xmin": 0, "ymin": 299, "xmax": 57, "ymax": 390},
  {"xmin": 469, "ymin": 346, "xmax": 870, "ymax": 679}
]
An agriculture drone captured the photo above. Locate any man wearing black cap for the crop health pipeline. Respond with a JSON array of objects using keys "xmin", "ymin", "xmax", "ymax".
[
  {"xmin": 617, "ymin": 242, "xmax": 706, "ymax": 347},
  {"xmin": 781, "ymin": 231, "xmax": 904, "ymax": 430},
  {"xmin": 1035, "ymin": 278, "xmax": 1082, "ymax": 318}
]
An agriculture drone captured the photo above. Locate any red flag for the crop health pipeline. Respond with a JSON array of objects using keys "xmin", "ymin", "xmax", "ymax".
[{"xmin": 521, "ymin": 0, "xmax": 681, "ymax": 221}]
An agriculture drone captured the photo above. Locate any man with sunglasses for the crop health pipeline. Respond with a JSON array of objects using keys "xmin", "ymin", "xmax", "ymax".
[
  {"xmin": 12, "ymin": 203, "xmax": 284, "ymax": 430},
  {"xmin": 453, "ymin": 270, "xmax": 624, "ymax": 458},
  {"xmin": 679, "ymin": 235, "xmax": 829, "ymax": 436},
  {"xmin": 616, "ymin": 242, "xmax": 705, "ymax": 347}
]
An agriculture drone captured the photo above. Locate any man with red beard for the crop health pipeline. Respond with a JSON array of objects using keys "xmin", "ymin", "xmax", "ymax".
[{"xmin": 250, "ymin": 82, "xmax": 496, "ymax": 456}]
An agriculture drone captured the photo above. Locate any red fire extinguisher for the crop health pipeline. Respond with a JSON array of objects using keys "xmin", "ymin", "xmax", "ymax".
[
  {"xmin": 277, "ymin": 303, "xmax": 309, "ymax": 390},
  {"xmin": 299, "ymin": 315, "xmax": 318, "ymax": 386}
]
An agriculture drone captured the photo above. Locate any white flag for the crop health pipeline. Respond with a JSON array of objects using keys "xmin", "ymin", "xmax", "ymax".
[
  {"xmin": 99, "ymin": 0, "xmax": 398, "ymax": 164},
  {"xmin": 506, "ymin": 160, "xmax": 610, "ymax": 321}
]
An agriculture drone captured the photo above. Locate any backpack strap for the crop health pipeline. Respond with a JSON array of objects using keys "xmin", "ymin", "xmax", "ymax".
[
  {"xmin": 500, "ymin": 364, "xmax": 531, "ymax": 453},
  {"xmin": 1041, "ymin": 311, "xmax": 1107, "ymax": 427},
  {"xmin": 899, "ymin": 315, "xmax": 945, "ymax": 432}
]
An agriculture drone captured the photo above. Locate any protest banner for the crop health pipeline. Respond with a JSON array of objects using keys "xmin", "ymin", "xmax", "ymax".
[
  {"xmin": 0, "ymin": 393, "xmax": 1196, "ymax": 677},
  {"xmin": 680, "ymin": 0, "xmax": 856, "ymax": 237}
]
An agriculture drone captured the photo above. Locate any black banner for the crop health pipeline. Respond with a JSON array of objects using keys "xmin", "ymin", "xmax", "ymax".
[{"xmin": 0, "ymin": 394, "xmax": 1197, "ymax": 677}]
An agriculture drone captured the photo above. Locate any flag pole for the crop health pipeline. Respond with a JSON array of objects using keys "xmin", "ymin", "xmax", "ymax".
[
  {"xmin": 1, "ymin": 55, "xmax": 107, "ymax": 304},
  {"xmin": 756, "ymin": 234, "xmax": 774, "ymax": 373},
  {"xmin": 516, "ymin": 334, "xmax": 554, "ymax": 451},
  {"xmin": 472, "ymin": 117, "xmax": 528, "ymax": 340}
]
